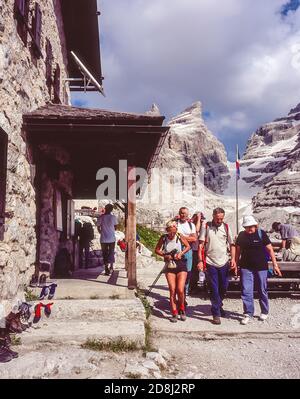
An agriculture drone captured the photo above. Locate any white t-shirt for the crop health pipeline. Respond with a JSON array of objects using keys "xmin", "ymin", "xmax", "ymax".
[
  {"xmin": 177, "ymin": 221, "xmax": 196, "ymax": 250},
  {"xmin": 97, "ymin": 214, "xmax": 118, "ymax": 243},
  {"xmin": 199, "ymin": 222, "xmax": 234, "ymax": 267}
]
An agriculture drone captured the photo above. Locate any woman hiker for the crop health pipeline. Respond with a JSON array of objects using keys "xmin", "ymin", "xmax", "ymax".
[
  {"xmin": 155, "ymin": 221, "xmax": 191, "ymax": 323},
  {"xmin": 234, "ymin": 216, "xmax": 282, "ymax": 325}
]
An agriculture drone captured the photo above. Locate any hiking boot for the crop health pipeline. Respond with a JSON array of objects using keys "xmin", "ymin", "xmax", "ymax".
[
  {"xmin": 7, "ymin": 348, "xmax": 18, "ymax": 359},
  {"xmin": 179, "ymin": 311, "xmax": 187, "ymax": 322},
  {"xmin": 104, "ymin": 265, "xmax": 110, "ymax": 276},
  {"xmin": 220, "ymin": 308, "xmax": 227, "ymax": 318},
  {"xmin": 0, "ymin": 346, "xmax": 13, "ymax": 363},
  {"xmin": 169, "ymin": 314, "xmax": 178, "ymax": 323},
  {"xmin": 240, "ymin": 314, "xmax": 252, "ymax": 325},
  {"xmin": 212, "ymin": 316, "xmax": 221, "ymax": 325},
  {"xmin": 259, "ymin": 313, "xmax": 268, "ymax": 322},
  {"xmin": 2, "ymin": 344, "xmax": 18, "ymax": 359}
]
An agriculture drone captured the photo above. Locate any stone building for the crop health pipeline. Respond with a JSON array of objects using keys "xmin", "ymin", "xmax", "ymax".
[
  {"xmin": 0, "ymin": 0, "xmax": 168, "ymax": 310},
  {"xmin": 0, "ymin": 0, "xmax": 103, "ymax": 309}
]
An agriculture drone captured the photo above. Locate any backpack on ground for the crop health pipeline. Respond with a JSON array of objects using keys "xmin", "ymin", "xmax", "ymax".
[{"xmin": 54, "ymin": 248, "xmax": 72, "ymax": 278}]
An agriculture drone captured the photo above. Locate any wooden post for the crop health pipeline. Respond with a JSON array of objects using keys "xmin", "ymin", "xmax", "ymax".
[{"xmin": 127, "ymin": 166, "xmax": 137, "ymax": 289}]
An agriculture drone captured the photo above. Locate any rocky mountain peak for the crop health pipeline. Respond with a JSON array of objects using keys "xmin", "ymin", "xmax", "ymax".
[
  {"xmin": 169, "ymin": 101, "xmax": 203, "ymax": 126},
  {"xmin": 145, "ymin": 103, "xmax": 161, "ymax": 116},
  {"xmin": 156, "ymin": 101, "xmax": 230, "ymax": 194},
  {"xmin": 288, "ymin": 102, "xmax": 300, "ymax": 116},
  {"xmin": 241, "ymin": 101, "xmax": 300, "ymax": 226}
]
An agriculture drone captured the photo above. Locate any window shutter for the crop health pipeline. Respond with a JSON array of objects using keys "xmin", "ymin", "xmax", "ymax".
[
  {"xmin": 33, "ymin": 3, "xmax": 42, "ymax": 54},
  {"xmin": 0, "ymin": 129, "xmax": 8, "ymax": 241},
  {"xmin": 53, "ymin": 64, "xmax": 61, "ymax": 104},
  {"xmin": 45, "ymin": 39, "xmax": 53, "ymax": 95},
  {"xmin": 14, "ymin": 0, "xmax": 26, "ymax": 17}
]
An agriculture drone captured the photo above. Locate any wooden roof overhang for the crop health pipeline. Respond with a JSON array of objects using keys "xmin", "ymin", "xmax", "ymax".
[{"xmin": 23, "ymin": 105, "xmax": 169, "ymax": 199}]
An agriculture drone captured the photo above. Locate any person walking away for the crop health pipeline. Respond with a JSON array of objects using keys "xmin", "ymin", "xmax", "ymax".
[
  {"xmin": 97, "ymin": 204, "xmax": 118, "ymax": 275},
  {"xmin": 155, "ymin": 221, "xmax": 191, "ymax": 322},
  {"xmin": 235, "ymin": 216, "xmax": 282, "ymax": 325},
  {"xmin": 272, "ymin": 222, "xmax": 300, "ymax": 262},
  {"xmin": 175, "ymin": 207, "xmax": 197, "ymax": 297},
  {"xmin": 198, "ymin": 208, "xmax": 236, "ymax": 325},
  {"xmin": 190, "ymin": 212, "xmax": 205, "ymax": 294}
]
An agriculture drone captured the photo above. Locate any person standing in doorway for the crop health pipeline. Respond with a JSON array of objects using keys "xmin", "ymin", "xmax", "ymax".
[
  {"xmin": 97, "ymin": 204, "xmax": 118, "ymax": 276},
  {"xmin": 198, "ymin": 208, "xmax": 236, "ymax": 325},
  {"xmin": 77, "ymin": 219, "xmax": 94, "ymax": 269}
]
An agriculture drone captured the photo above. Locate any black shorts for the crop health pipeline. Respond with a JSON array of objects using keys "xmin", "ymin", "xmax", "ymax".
[{"xmin": 165, "ymin": 260, "xmax": 188, "ymax": 274}]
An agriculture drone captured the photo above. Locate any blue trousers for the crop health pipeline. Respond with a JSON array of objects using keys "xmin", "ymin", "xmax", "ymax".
[
  {"xmin": 184, "ymin": 249, "xmax": 193, "ymax": 295},
  {"xmin": 241, "ymin": 268, "xmax": 269, "ymax": 316},
  {"xmin": 206, "ymin": 263, "xmax": 229, "ymax": 316}
]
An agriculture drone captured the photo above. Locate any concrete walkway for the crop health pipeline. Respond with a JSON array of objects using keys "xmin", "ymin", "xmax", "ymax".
[{"xmin": 31, "ymin": 265, "xmax": 135, "ymax": 300}]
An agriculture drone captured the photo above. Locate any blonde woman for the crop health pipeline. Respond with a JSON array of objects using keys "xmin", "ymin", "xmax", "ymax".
[{"xmin": 155, "ymin": 221, "xmax": 190, "ymax": 323}]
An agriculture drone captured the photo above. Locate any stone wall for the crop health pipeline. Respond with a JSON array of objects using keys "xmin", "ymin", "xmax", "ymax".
[{"xmin": 0, "ymin": 0, "xmax": 71, "ymax": 307}]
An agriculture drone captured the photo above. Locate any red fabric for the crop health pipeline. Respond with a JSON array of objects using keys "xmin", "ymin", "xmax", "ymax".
[
  {"xmin": 34, "ymin": 303, "xmax": 44, "ymax": 318},
  {"xmin": 117, "ymin": 239, "xmax": 127, "ymax": 252}
]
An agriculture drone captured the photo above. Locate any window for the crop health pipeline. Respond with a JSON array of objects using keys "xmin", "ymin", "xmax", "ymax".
[
  {"xmin": 32, "ymin": 2, "xmax": 42, "ymax": 58},
  {"xmin": 45, "ymin": 39, "xmax": 53, "ymax": 95},
  {"xmin": 54, "ymin": 189, "xmax": 63, "ymax": 232},
  {"xmin": 53, "ymin": 64, "xmax": 61, "ymax": 104},
  {"xmin": 14, "ymin": 0, "xmax": 30, "ymax": 45},
  {"xmin": 0, "ymin": 129, "xmax": 8, "ymax": 241}
]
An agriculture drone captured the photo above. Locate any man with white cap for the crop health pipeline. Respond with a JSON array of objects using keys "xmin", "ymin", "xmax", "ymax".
[{"xmin": 235, "ymin": 216, "xmax": 282, "ymax": 325}]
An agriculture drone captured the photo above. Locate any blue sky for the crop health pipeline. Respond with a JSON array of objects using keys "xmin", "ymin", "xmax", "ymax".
[
  {"xmin": 281, "ymin": 0, "xmax": 300, "ymax": 15},
  {"xmin": 72, "ymin": 0, "xmax": 300, "ymax": 161}
]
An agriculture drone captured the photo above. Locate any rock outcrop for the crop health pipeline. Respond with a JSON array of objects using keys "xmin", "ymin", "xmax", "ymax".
[
  {"xmin": 157, "ymin": 102, "xmax": 230, "ymax": 194},
  {"xmin": 242, "ymin": 103, "xmax": 300, "ymax": 227}
]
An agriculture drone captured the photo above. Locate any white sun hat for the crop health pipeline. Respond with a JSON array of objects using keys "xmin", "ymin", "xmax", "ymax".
[{"xmin": 242, "ymin": 215, "xmax": 258, "ymax": 228}]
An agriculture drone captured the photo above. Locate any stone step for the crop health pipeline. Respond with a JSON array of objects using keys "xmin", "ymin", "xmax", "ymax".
[
  {"xmin": 20, "ymin": 319, "xmax": 145, "ymax": 347},
  {"xmin": 35, "ymin": 299, "xmax": 145, "ymax": 322},
  {"xmin": 31, "ymin": 272, "xmax": 135, "ymax": 300}
]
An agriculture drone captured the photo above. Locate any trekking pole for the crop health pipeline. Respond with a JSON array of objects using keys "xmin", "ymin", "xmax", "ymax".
[{"xmin": 144, "ymin": 266, "xmax": 166, "ymax": 297}]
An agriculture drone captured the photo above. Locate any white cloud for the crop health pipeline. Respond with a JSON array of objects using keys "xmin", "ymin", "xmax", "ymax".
[{"xmin": 72, "ymin": 0, "xmax": 300, "ymax": 159}]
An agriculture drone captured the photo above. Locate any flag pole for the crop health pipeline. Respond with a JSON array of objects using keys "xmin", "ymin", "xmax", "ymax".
[{"xmin": 236, "ymin": 144, "xmax": 239, "ymax": 236}]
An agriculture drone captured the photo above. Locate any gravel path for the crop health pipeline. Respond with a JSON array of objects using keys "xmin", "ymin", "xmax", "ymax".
[{"xmin": 138, "ymin": 260, "xmax": 300, "ymax": 379}]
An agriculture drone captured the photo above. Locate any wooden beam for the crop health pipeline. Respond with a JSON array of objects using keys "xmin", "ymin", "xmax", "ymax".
[{"xmin": 127, "ymin": 166, "xmax": 137, "ymax": 289}]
